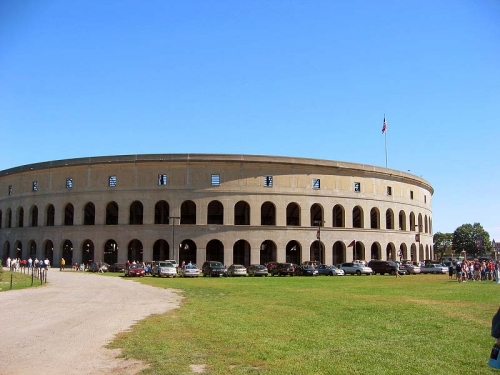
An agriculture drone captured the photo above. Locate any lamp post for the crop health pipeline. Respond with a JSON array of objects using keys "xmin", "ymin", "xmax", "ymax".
[
  {"xmin": 314, "ymin": 220, "xmax": 324, "ymax": 262},
  {"xmin": 168, "ymin": 216, "xmax": 180, "ymax": 262}
]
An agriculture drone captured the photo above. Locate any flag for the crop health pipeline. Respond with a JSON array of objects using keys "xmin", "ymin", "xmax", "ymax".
[
  {"xmin": 382, "ymin": 116, "xmax": 387, "ymax": 133},
  {"xmin": 348, "ymin": 240, "xmax": 356, "ymax": 247}
]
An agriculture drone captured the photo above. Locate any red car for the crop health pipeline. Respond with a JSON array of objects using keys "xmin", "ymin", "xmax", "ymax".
[{"xmin": 124, "ymin": 264, "xmax": 145, "ymax": 277}]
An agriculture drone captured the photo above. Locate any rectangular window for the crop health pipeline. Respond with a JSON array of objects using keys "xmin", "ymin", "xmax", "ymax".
[
  {"xmin": 313, "ymin": 178, "xmax": 320, "ymax": 189},
  {"xmin": 410, "ymin": 190, "xmax": 414, "ymax": 199},
  {"xmin": 424, "ymin": 195, "xmax": 427, "ymax": 203},
  {"xmin": 8, "ymin": 185, "xmax": 12, "ymax": 195},
  {"xmin": 32, "ymin": 181, "xmax": 38, "ymax": 191},
  {"xmin": 109, "ymin": 175, "xmax": 117, "ymax": 187},
  {"xmin": 354, "ymin": 182, "xmax": 361, "ymax": 192},
  {"xmin": 264, "ymin": 175, "xmax": 273, "ymax": 187},
  {"xmin": 66, "ymin": 178, "xmax": 73, "ymax": 189},
  {"xmin": 211, "ymin": 174, "xmax": 220, "ymax": 186},
  {"xmin": 387, "ymin": 186, "xmax": 392, "ymax": 196},
  {"xmin": 158, "ymin": 174, "xmax": 167, "ymax": 186}
]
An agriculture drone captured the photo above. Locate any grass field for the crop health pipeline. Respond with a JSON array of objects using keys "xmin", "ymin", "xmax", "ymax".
[
  {"xmin": 0, "ymin": 268, "xmax": 45, "ymax": 292},
  {"xmin": 108, "ymin": 273, "xmax": 499, "ymax": 375}
]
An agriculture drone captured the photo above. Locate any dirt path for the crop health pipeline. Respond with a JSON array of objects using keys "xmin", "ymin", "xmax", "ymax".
[{"xmin": 0, "ymin": 269, "xmax": 182, "ymax": 375}]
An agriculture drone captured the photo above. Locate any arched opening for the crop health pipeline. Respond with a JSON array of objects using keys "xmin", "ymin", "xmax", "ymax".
[
  {"xmin": 128, "ymin": 239, "xmax": 143, "ymax": 262},
  {"xmin": 370, "ymin": 243, "xmax": 381, "ymax": 260},
  {"xmin": 332, "ymin": 205, "xmax": 345, "ymax": 228},
  {"xmin": 43, "ymin": 240, "xmax": 54, "ymax": 265},
  {"xmin": 310, "ymin": 241, "xmax": 325, "ymax": 263},
  {"xmin": 207, "ymin": 200, "xmax": 224, "ymax": 225},
  {"xmin": 30, "ymin": 205, "xmax": 38, "ymax": 227},
  {"xmin": 180, "ymin": 200, "xmax": 196, "ymax": 224},
  {"xmin": 286, "ymin": 241, "xmax": 301, "ymax": 264},
  {"xmin": 64, "ymin": 204, "xmax": 74, "ymax": 226},
  {"xmin": 234, "ymin": 201, "xmax": 250, "ymax": 225},
  {"xmin": 286, "ymin": 202, "xmax": 300, "ymax": 226},
  {"xmin": 28, "ymin": 240, "xmax": 37, "ymax": 259},
  {"xmin": 129, "ymin": 201, "xmax": 143, "ymax": 225},
  {"xmin": 104, "ymin": 240, "xmax": 118, "ymax": 264},
  {"xmin": 398, "ymin": 210, "xmax": 406, "ymax": 231},
  {"xmin": 62, "ymin": 240, "xmax": 73, "ymax": 266},
  {"xmin": 261, "ymin": 201, "xmax": 276, "ymax": 226},
  {"xmin": 386, "ymin": 209, "xmax": 394, "ymax": 230},
  {"xmin": 409, "ymin": 212, "xmax": 416, "ymax": 231},
  {"xmin": 332, "ymin": 241, "xmax": 345, "ymax": 265},
  {"xmin": 310, "ymin": 203, "xmax": 323, "ymax": 226},
  {"xmin": 370, "ymin": 208, "xmax": 380, "ymax": 229},
  {"xmin": 106, "ymin": 202, "xmax": 119, "ymax": 225},
  {"xmin": 153, "ymin": 239, "xmax": 169, "ymax": 261},
  {"xmin": 206, "ymin": 239, "xmax": 224, "ymax": 262},
  {"xmin": 179, "ymin": 239, "xmax": 197, "ymax": 265},
  {"xmin": 2, "ymin": 241, "xmax": 11, "ymax": 263},
  {"xmin": 6, "ymin": 208, "xmax": 12, "ymax": 228},
  {"xmin": 400, "ymin": 243, "xmax": 408, "ymax": 261},
  {"xmin": 351, "ymin": 241, "xmax": 365, "ymax": 261},
  {"xmin": 17, "ymin": 207, "xmax": 24, "ymax": 228},
  {"xmin": 82, "ymin": 240, "xmax": 94, "ymax": 265},
  {"xmin": 14, "ymin": 241, "xmax": 22, "ymax": 258},
  {"xmin": 418, "ymin": 213, "xmax": 423, "ymax": 232},
  {"xmin": 233, "ymin": 240, "xmax": 251, "ymax": 266},
  {"xmin": 154, "ymin": 200, "xmax": 169, "ymax": 224},
  {"xmin": 353, "ymin": 206, "xmax": 363, "ymax": 228},
  {"xmin": 46, "ymin": 205, "xmax": 55, "ymax": 226},
  {"xmin": 260, "ymin": 240, "xmax": 277, "ymax": 265},
  {"xmin": 84, "ymin": 202, "xmax": 95, "ymax": 225},
  {"xmin": 386, "ymin": 243, "xmax": 396, "ymax": 261}
]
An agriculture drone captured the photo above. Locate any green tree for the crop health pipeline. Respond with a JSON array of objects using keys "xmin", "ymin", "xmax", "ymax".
[
  {"xmin": 452, "ymin": 222, "xmax": 492, "ymax": 258},
  {"xmin": 433, "ymin": 232, "xmax": 453, "ymax": 259}
]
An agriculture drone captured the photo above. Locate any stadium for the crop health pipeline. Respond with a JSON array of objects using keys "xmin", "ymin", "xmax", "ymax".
[{"xmin": 0, "ymin": 154, "xmax": 433, "ymax": 267}]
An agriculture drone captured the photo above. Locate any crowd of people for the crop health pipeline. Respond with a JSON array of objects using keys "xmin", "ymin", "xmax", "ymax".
[{"xmin": 450, "ymin": 259, "xmax": 500, "ymax": 283}]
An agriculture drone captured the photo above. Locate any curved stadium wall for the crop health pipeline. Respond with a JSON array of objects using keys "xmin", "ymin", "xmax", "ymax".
[{"xmin": 0, "ymin": 154, "xmax": 434, "ymax": 267}]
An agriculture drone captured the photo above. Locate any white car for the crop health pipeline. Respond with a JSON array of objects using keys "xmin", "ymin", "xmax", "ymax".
[
  {"xmin": 340, "ymin": 262, "xmax": 373, "ymax": 276},
  {"xmin": 180, "ymin": 264, "xmax": 200, "ymax": 277},
  {"xmin": 420, "ymin": 264, "xmax": 447, "ymax": 274},
  {"xmin": 151, "ymin": 261, "xmax": 177, "ymax": 277},
  {"xmin": 226, "ymin": 264, "xmax": 247, "ymax": 277}
]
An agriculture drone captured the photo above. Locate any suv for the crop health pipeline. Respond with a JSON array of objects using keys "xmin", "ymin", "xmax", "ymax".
[
  {"xmin": 201, "ymin": 261, "xmax": 227, "ymax": 277},
  {"xmin": 368, "ymin": 260, "xmax": 399, "ymax": 275},
  {"xmin": 271, "ymin": 263, "xmax": 296, "ymax": 277}
]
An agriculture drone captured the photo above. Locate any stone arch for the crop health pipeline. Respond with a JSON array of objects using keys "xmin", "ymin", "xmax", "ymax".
[
  {"xmin": 104, "ymin": 239, "xmax": 118, "ymax": 264},
  {"xmin": 2, "ymin": 241, "xmax": 11, "ymax": 262},
  {"xmin": 206, "ymin": 239, "xmax": 224, "ymax": 262},
  {"xmin": 310, "ymin": 203, "xmax": 323, "ymax": 226},
  {"xmin": 399, "ymin": 210, "xmax": 406, "ymax": 231},
  {"xmin": 386, "ymin": 209, "xmax": 394, "ymax": 230},
  {"xmin": 370, "ymin": 208, "xmax": 380, "ymax": 229},
  {"xmin": 371, "ymin": 242, "xmax": 381, "ymax": 260},
  {"xmin": 310, "ymin": 240, "xmax": 325, "ymax": 263},
  {"xmin": 233, "ymin": 239, "xmax": 251, "ymax": 266},
  {"xmin": 17, "ymin": 206, "xmax": 24, "ymax": 228},
  {"xmin": 234, "ymin": 201, "xmax": 250, "ymax": 225},
  {"xmin": 181, "ymin": 200, "xmax": 196, "ymax": 224},
  {"xmin": 332, "ymin": 204, "xmax": 345, "ymax": 228},
  {"xmin": 64, "ymin": 203, "xmax": 74, "ymax": 226},
  {"xmin": 286, "ymin": 202, "xmax": 300, "ymax": 226},
  {"xmin": 332, "ymin": 241, "xmax": 345, "ymax": 265},
  {"xmin": 153, "ymin": 239, "xmax": 169, "ymax": 261},
  {"xmin": 82, "ymin": 240, "xmax": 95, "ymax": 265},
  {"xmin": 179, "ymin": 239, "xmax": 197, "ymax": 265},
  {"xmin": 409, "ymin": 212, "xmax": 416, "ymax": 231},
  {"xmin": 30, "ymin": 205, "xmax": 38, "ymax": 227},
  {"xmin": 128, "ymin": 239, "xmax": 143, "ymax": 262},
  {"xmin": 84, "ymin": 202, "xmax": 95, "ymax": 225},
  {"xmin": 43, "ymin": 240, "xmax": 54, "ymax": 265},
  {"xmin": 14, "ymin": 240, "xmax": 22, "ymax": 259},
  {"xmin": 286, "ymin": 240, "xmax": 301, "ymax": 264},
  {"xmin": 386, "ymin": 242, "xmax": 396, "ymax": 261},
  {"xmin": 129, "ymin": 201, "xmax": 144, "ymax": 225},
  {"xmin": 260, "ymin": 240, "xmax": 277, "ymax": 265},
  {"xmin": 399, "ymin": 243, "xmax": 408, "ymax": 261},
  {"xmin": 62, "ymin": 240, "xmax": 73, "ymax": 266},
  {"xmin": 6, "ymin": 208, "xmax": 12, "ymax": 228},
  {"xmin": 46, "ymin": 204, "xmax": 55, "ymax": 226},
  {"xmin": 154, "ymin": 200, "xmax": 170, "ymax": 224},
  {"xmin": 207, "ymin": 200, "xmax": 224, "ymax": 225},
  {"xmin": 28, "ymin": 240, "xmax": 37, "ymax": 259},
  {"xmin": 353, "ymin": 206, "xmax": 364, "ymax": 228},
  {"xmin": 106, "ymin": 201, "xmax": 119, "ymax": 225},
  {"xmin": 261, "ymin": 201, "xmax": 276, "ymax": 226}
]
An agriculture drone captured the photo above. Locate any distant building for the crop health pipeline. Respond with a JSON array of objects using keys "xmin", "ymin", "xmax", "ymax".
[{"xmin": 0, "ymin": 154, "xmax": 434, "ymax": 266}]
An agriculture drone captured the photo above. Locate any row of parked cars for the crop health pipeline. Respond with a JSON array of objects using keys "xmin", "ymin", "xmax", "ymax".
[{"xmin": 100, "ymin": 259, "xmax": 449, "ymax": 278}]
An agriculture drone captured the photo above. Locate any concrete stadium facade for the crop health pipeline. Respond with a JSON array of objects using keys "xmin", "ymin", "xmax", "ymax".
[{"xmin": 0, "ymin": 154, "xmax": 434, "ymax": 267}]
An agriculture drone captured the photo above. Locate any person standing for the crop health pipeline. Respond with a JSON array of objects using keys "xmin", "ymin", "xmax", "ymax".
[{"xmin": 60, "ymin": 257, "xmax": 65, "ymax": 271}]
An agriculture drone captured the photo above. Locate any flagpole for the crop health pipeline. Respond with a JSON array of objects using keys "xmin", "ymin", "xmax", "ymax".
[{"xmin": 384, "ymin": 114, "xmax": 388, "ymax": 168}]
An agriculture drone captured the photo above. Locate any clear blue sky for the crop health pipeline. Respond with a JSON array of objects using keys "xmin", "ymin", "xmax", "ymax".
[{"xmin": 1, "ymin": 1, "xmax": 499, "ymax": 241}]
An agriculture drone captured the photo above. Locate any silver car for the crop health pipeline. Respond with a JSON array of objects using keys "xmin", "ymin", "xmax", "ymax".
[
  {"xmin": 340, "ymin": 262, "xmax": 373, "ymax": 276},
  {"xmin": 226, "ymin": 264, "xmax": 247, "ymax": 277},
  {"xmin": 151, "ymin": 261, "xmax": 177, "ymax": 277}
]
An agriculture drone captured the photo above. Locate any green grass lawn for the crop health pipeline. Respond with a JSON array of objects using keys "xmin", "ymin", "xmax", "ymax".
[
  {"xmin": 0, "ymin": 269, "xmax": 44, "ymax": 292},
  {"xmin": 108, "ymin": 274, "xmax": 499, "ymax": 374}
]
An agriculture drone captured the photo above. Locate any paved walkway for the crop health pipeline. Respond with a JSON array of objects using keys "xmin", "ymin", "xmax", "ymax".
[{"xmin": 0, "ymin": 269, "xmax": 182, "ymax": 375}]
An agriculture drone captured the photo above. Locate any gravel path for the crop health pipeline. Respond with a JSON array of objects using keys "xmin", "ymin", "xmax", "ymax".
[{"xmin": 0, "ymin": 269, "xmax": 182, "ymax": 375}]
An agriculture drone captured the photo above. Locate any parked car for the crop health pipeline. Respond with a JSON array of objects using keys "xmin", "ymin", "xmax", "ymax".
[
  {"xmin": 226, "ymin": 264, "xmax": 247, "ymax": 277},
  {"xmin": 403, "ymin": 262, "xmax": 421, "ymax": 275},
  {"xmin": 180, "ymin": 263, "xmax": 200, "ymax": 277},
  {"xmin": 368, "ymin": 260, "xmax": 399, "ymax": 275},
  {"xmin": 87, "ymin": 262, "xmax": 109, "ymax": 272},
  {"xmin": 295, "ymin": 264, "xmax": 319, "ymax": 276},
  {"xmin": 420, "ymin": 263, "xmax": 448, "ymax": 274},
  {"xmin": 165, "ymin": 259, "xmax": 179, "ymax": 270},
  {"xmin": 202, "ymin": 261, "xmax": 227, "ymax": 277},
  {"xmin": 301, "ymin": 260, "xmax": 321, "ymax": 268},
  {"xmin": 151, "ymin": 261, "xmax": 177, "ymax": 277},
  {"xmin": 125, "ymin": 264, "xmax": 145, "ymax": 277},
  {"xmin": 248, "ymin": 264, "xmax": 269, "ymax": 277},
  {"xmin": 108, "ymin": 263, "xmax": 125, "ymax": 272},
  {"xmin": 271, "ymin": 263, "xmax": 296, "ymax": 277},
  {"xmin": 265, "ymin": 262, "xmax": 279, "ymax": 273},
  {"xmin": 317, "ymin": 264, "xmax": 345, "ymax": 276},
  {"xmin": 340, "ymin": 262, "xmax": 373, "ymax": 276}
]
